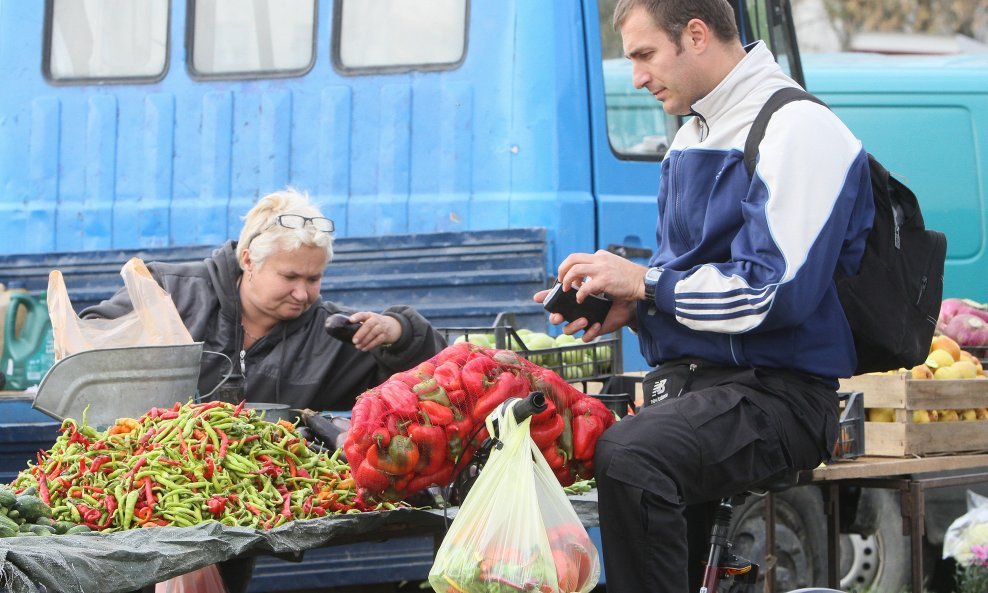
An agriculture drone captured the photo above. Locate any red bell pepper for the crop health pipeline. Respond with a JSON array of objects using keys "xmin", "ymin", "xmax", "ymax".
[
  {"xmin": 381, "ymin": 382, "xmax": 419, "ymax": 418},
  {"xmin": 472, "ymin": 371, "xmax": 531, "ymax": 424},
  {"xmin": 433, "ymin": 361, "xmax": 463, "ymax": 392},
  {"xmin": 460, "ymin": 356, "xmax": 498, "ymax": 400},
  {"xmin": 529, "ymin": 413, "xmax": 565, "ymax": 450},
  {"xmin": 408, "ymin": 423, "xmax": 449, "ymax": 474},
  {"xmin": 354, "ymin": 458, "xmax": 391, "ymax": 492},
  {"xmin": 404, "ymin": 464, "xmax": 454, "ymax": 494},
  {"xmin": 419, "ymin": 399, "xmax": 454, "ymax": 426},
  {"xmin": 572, "ymin": 412, "xmax": 603, "ymax": 461},
  {"xmin": 367, "ymin": 434, "xmax": 420, "ymax": 475}
]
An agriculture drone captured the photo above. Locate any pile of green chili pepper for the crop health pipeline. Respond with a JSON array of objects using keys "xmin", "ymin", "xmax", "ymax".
[{"xmin": 10, "ymin": 400, "xmax": 398, "ymax": 532}]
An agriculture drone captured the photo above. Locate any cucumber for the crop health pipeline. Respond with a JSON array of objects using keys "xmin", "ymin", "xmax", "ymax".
[
  {"xmin": 13, "ymin": 494, "xmax": 52, "ymax": 522},
  {"xmin": 0, "ymin": 513, "xmax": 17, "ymax": 532},
  {"xmin": 35, "ymin": 516, "xmax": 57, "ymax": 527},
  {"xmin": 53, "ymin": 520, "xmax": 76, "ymax": 535},
  {"xmin": 0, "ymin": 524, "xmax": 16, "ymax": 538},
  {"xmin": 0, "ymin": 489, "xmax": 16, "ymax": 508},
  {"xmin": 19, "ymin": 486, "xmax": 37, "ymax": 497},
  {"xmin": 28, "ymin": 524, "xmax": 55, "ymax": 536},
  {"xmin": 64, "ymin": 524, "xmax": 92, "ymax": 535}
]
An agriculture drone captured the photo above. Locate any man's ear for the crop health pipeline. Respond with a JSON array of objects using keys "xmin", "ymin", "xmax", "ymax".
[{"xmin": 684, "ymin": 18, "xmax": 709, "ymax": 51}]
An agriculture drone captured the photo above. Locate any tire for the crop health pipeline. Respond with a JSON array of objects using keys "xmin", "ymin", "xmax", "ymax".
[
  {"xmin": 728, "ymin": 485, "xmax": 828, "ymax": 591},
  {"xmin": 839, "ymin": 488, "xmax": 934, "ymax": 592}
]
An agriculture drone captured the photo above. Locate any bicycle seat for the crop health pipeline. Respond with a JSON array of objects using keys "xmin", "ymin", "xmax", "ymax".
[{"xmin": 747, "ymin": 467, "xmax": 800, "ymax": 495}]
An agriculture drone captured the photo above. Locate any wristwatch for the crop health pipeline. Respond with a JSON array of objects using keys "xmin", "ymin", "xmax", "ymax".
[{"xmin": 643, "ymin": 267, "xmax": 662, "ymax": 302}]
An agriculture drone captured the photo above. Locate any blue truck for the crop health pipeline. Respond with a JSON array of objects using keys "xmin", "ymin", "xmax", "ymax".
[{"xmin": 2, "ymin": 0, "xmax": 988, "ymax": 591}]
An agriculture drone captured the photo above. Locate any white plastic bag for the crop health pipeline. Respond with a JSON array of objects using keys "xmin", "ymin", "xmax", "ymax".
[
  {"xmin": 154, "ymin": 564, "xmax": 228, "ymax": 593},
  {"xmin": 47, "ymin": 257, "xmax": 193, "ymax": 360},
  {"xmin": 943, "ymin": 490, "xmax": 988, "ymax": 565},
  {"xmin": 429, "ymin": 398, "xmax": 600, "ymax": 593}
]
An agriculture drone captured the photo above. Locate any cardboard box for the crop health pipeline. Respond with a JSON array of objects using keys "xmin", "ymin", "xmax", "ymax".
[{"xmin": 838, "ymin": 373, "xmax": 988, "ymax": 456}]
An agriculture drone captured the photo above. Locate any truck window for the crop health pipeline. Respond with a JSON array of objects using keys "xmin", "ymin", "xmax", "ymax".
[
  {"xmin": 190, "ymin": 0, "xmax": 315, "ymax": 78},
  {"xmin": 45, "ymin": 0, "xmax": 169, "ymax": 82},
  {"xmin": 597, "ymin": 0, "xmax": 673, "ymax": 160},
  {"xmin": 333, "ymin": 0, "xmax": 467, "ymax": 74}
]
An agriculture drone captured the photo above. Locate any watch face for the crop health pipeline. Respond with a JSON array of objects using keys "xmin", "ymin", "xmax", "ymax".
[{"xmin": 645, "ymin": 268, "xmax": 662, "ymax": 283}]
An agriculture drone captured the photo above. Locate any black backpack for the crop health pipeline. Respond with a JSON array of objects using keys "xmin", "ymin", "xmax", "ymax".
[{"xmin": 744, "ymin": 87, "xmax": 947, "ymax": 375}]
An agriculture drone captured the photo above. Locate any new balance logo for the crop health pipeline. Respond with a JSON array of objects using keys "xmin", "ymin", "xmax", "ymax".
[{"xmin": 650, "ymin": 378, "xmax": 668, "ymax": 405}]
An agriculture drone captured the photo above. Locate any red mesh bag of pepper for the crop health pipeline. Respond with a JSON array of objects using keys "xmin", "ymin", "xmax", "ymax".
[{"xmin": 344, "ymin": 342, "xmax": 616, "ymax": 502}]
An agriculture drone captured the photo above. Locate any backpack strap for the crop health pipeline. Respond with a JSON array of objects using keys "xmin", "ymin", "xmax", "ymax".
[{"xmin": 743, "ymin": 87, "xmax": 829, "ymax": 177}]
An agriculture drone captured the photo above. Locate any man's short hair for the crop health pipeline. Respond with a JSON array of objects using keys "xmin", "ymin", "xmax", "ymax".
[{"xmin": 613, "ymin": 0, "xmax": 740, "ymax": 51}]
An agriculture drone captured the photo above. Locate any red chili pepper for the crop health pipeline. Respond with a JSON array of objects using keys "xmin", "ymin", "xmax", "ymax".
[
  {"xmin": 277, "ymin": 484, "xmax": 292, "ymax": 518},
  {"xmin": 287, "ymin": 457, "xmax": 298, "ymax": 478},
  {"xmin": 216, "ymin": 428, "xmax": 230, "ymax": 460},
  {"xmin": 143, "ymin": 479, "xmax": 156, "ymax": 506},
  {"xmin": 367, "ymin": 435, "xmax": 420, "ymax": 475},
  {"xmin": 231, "ymin": 400, "xmax": 246, "ymax": 417},
  {"xmin": 418, "ymin": 399, "xmax": 454, "ymax": 426},
  {"xmin": 37, "ymin": 471, "xmax": 51, "ymax": 505},
  {"xmin": 408, "ymin": 423, "xmax": 449, "ymax": 474}
]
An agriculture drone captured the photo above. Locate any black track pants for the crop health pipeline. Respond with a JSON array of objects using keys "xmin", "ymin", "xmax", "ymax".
[{"xmin": 594, "ymin": 361, "xmax": 838, "ymax": 593}]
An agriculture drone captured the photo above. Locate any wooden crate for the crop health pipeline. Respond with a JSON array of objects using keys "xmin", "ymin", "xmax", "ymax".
[{"xmin": 838, "ymin": 374, "xmax": 988, "ymax": 456}]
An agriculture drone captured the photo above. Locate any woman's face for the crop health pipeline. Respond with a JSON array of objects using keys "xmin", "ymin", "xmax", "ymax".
[{"xmin": 242, "ymin": 244, "xmax": 327, "ymax": 321}]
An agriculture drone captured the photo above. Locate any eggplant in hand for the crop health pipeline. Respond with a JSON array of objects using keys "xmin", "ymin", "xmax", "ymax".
[{"xmin": 324, "ymin": 313, "xmax": 362, "ymax": 342}]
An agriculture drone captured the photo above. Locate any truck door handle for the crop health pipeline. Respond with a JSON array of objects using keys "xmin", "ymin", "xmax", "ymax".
[{"xmin": 606, "ymin": 244, "xmax": 653, "ymax": 260}]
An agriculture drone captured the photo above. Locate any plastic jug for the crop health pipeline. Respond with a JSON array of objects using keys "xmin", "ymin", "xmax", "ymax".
[
  {"xmin": 1, "ymin": 292, "xmax": 55, "ymax": 390},
  {"xmin": 0, "ymin": 282, "xmax": 29, "ymax": 358}
]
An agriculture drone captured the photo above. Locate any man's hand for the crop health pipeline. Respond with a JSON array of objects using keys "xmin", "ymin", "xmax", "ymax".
[{"xmin": 534, "ymin": 250, "xmax": 648, "ymax": 340}]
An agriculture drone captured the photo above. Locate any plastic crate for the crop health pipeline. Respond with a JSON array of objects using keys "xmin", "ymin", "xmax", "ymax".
[
  {"xmin": 830, "ymin": 390, "xmax": 865, "ymax": 461},
  {"xmin": 438, "ymin": 312, "xmax": 622, "ymax": 384}
]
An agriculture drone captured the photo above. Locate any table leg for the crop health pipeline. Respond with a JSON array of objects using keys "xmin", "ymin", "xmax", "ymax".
[
  {"xmin": 824, "ymin": 483, "xmax": 840, "ymax": 589},
  {"xmin": 906, "ymin": 481, "xmax": 925, "ymax": 593},
  {"xmin": 764, "ymin": 492, "xmax": 776, "ymax": 593}
]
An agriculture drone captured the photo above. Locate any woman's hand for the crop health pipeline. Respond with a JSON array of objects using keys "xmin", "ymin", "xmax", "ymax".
[{"xmin": 348, "ymin": 311, "xmax": 403, "ymax": 351}]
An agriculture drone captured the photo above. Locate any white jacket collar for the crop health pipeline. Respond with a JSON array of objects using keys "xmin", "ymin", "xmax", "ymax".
[{"xmin": 690, "ymin": 41, "xmax": 786, "ymax": 127}]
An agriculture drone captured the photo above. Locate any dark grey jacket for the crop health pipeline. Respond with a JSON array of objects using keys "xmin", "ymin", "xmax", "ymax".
[{"xmin": 81, "ymin": 242, "xmax": 446, "ymax": 410}]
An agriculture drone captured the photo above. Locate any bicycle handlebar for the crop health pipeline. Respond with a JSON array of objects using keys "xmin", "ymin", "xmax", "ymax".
[{"xmin": 512, "ymin": 391, "xmax": 547, "ymax": 424}]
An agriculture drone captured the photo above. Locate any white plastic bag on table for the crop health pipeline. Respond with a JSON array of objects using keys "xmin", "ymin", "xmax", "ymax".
[
  {"xmin": 154, "ymin": 564, "xmax": 228, "ymax": 593},
  {"xmin": 943, "ymin": 490, "xmax": 988, "ymax": 565},
  {"xmin": 47, "ymin": 257, "xmax": 193, "ymax": 360},
  {"xmin": 429, "ymin": 398, "xmax": 600, "ymax": 593}
]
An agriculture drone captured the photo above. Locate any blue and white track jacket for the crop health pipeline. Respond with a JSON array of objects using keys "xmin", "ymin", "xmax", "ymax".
[{"xmin": 637, "ymin": 42, "xmax": 875, "ymax": 380}]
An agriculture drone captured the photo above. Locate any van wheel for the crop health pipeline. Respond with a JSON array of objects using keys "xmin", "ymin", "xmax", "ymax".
[
  {"xmin": 839, "ymin": 488, "xmax": 934, "ymax": 591},
  {"xmin": 729, "ymin": 486, "xmax": 828, "ymax": 591}
]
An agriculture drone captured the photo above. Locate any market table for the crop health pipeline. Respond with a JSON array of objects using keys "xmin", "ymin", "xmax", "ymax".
[{"xmin": 801, "ymin": 453, "xmax": 988, "ymax": 593}]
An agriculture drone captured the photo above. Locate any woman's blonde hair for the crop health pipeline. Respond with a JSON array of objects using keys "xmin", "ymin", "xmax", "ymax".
[{"xmin": 236, "ymin": 188, "xmax": 334, "ymax": 270}]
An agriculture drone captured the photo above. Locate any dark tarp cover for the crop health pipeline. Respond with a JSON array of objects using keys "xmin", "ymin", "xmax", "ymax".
[
  {"xmin": 0, "ymin": 509, "xmax": 444, "ymax": 593},
  {"xmin": 0, "ymin": 493, "xmax": 599, "ymax": 593}
]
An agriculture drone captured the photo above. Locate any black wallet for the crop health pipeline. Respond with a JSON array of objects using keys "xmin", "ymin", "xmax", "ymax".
[{"xmin": 543, "ymin": 281, "xmax": 612, "ymax": 326}]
